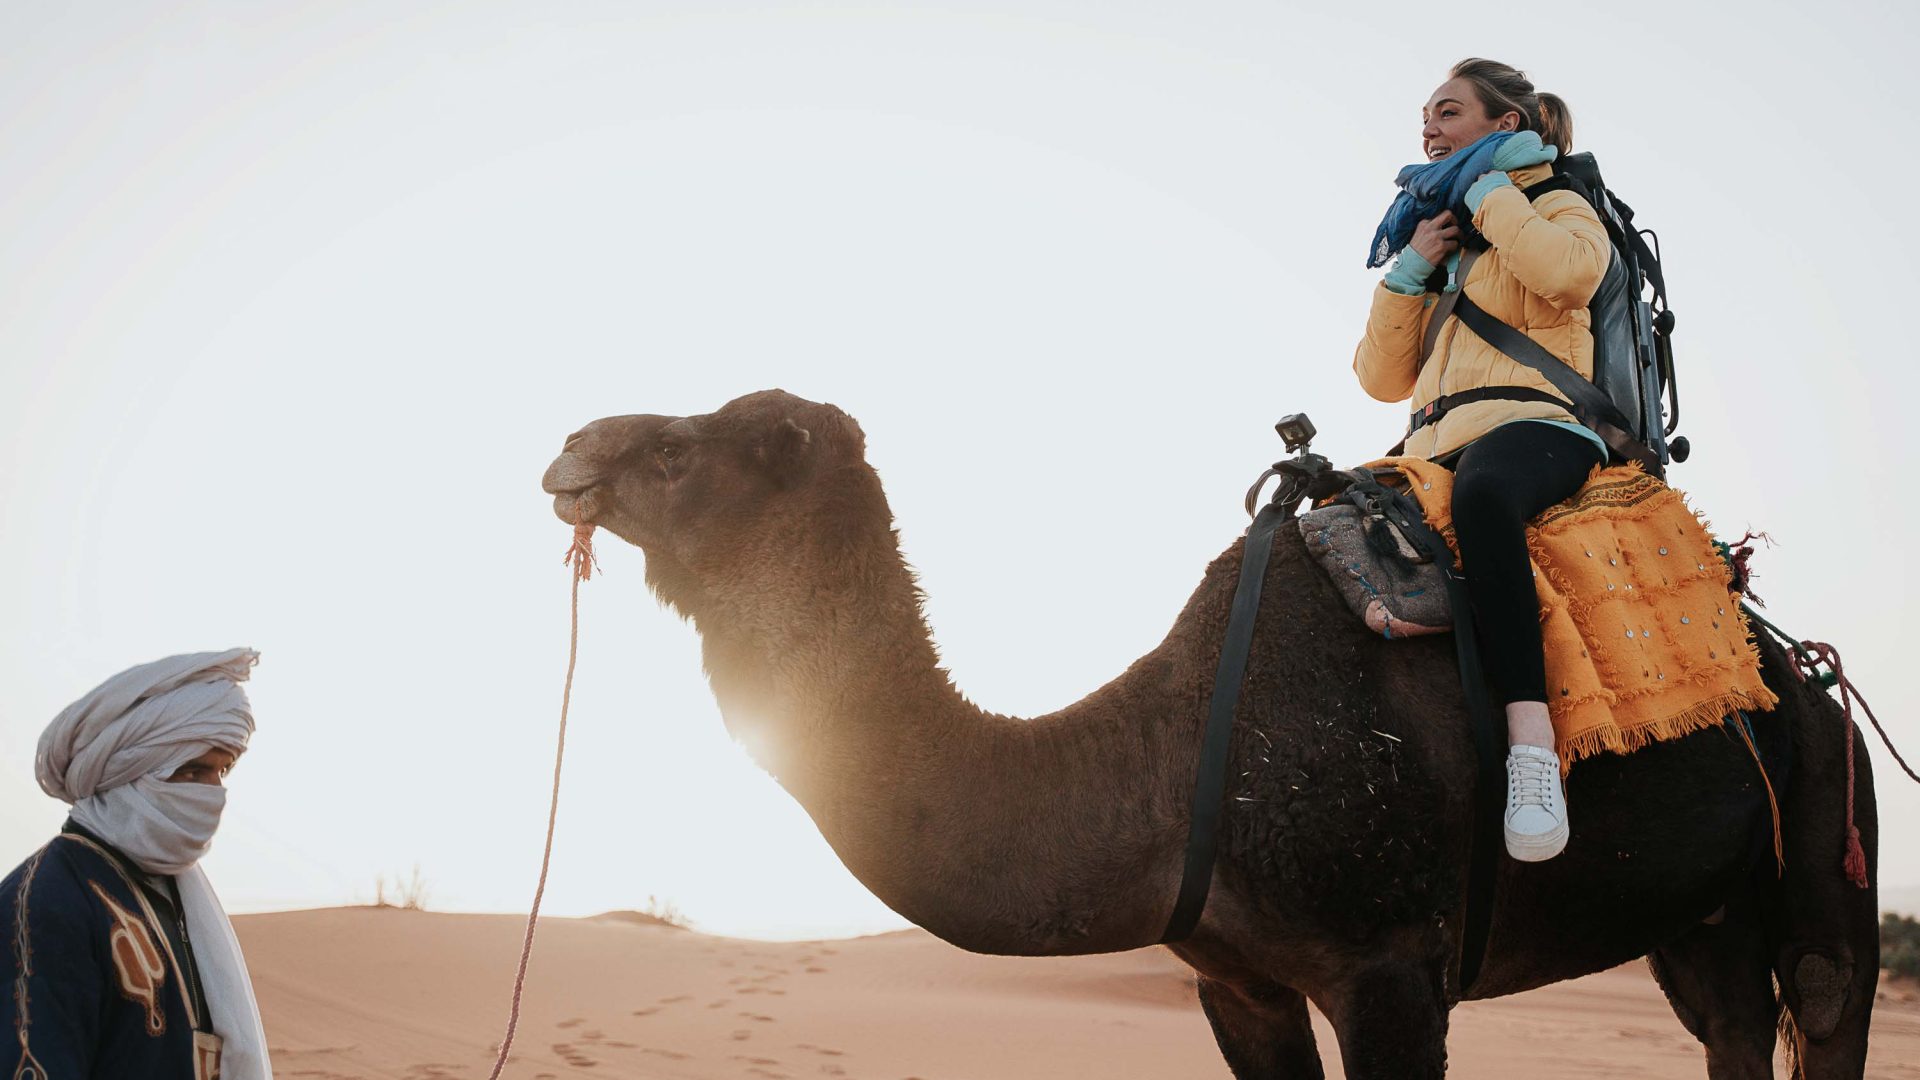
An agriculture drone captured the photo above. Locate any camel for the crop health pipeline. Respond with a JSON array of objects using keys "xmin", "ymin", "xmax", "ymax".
[{"xmin": 542, "ymin": 389, "xmax": 1880, "ymax": 1078}]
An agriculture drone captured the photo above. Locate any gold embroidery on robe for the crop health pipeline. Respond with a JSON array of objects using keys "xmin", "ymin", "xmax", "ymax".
[{"xmin": 88, "ymin": 882, "xmax": 168, "ymax": 1036}]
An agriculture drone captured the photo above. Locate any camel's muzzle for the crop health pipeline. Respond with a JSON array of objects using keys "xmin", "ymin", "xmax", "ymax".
[
  {"xmin": 542, "ymin": 414, "xmax": 679, "ymax": 527},
  {"xmin": 542, "ymin": 454, "xmax": 601, "ymax": 526}
]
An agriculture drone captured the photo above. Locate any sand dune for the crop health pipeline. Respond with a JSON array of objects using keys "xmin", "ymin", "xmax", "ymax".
[{"xmin": 236, "ymin": 908, "xmax": 1920, "ymax": 1079}]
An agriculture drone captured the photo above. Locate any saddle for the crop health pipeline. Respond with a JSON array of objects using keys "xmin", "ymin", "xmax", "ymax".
[
  {"xmin": 1301, "ymin": 459, "xmax": 1778, "ymax": 770},
  {"xmin": 1299, "ymin": 467, "xmax": 1452, "ymax": 638}
]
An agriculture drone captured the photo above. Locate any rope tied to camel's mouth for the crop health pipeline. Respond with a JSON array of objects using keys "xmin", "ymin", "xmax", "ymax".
[
  {"xmin": 484, "ymin": 504, "xmax": 598, "ymax": 1079},
  {"xmin": 565, "ymin": 508, "xmax": 599, "ymax": 581}
]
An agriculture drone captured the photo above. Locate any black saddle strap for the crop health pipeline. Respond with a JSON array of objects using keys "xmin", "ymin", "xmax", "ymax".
[
  {"xmin": 1450, "ymin": 296, "xmax": 1663, "ymax": 475},
  {"xmin": 1407, "ymin": 386, "xmax": 1570, "ymax": 435},
  {"xmin": 1161, "ymin": 499, "xmax": 1290, "ymax": 943},
  {"xmin": 1368, "ymin": 483, "xmax": 1504, "ymax": 994}
]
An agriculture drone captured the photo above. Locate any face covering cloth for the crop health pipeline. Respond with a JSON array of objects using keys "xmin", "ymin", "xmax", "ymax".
[{"xmin": 35, "ymin": 647, "xmax": 273, "ymax": 1080}]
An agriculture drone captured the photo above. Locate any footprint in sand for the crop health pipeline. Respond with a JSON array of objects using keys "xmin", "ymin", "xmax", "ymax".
[
  {"xmin": 555, "ymin": 1018, "xmax": 585, "ymax": 1030},
  {"xmin": 549, "ymin": 1044, "xmax": 598, "ymax": 1068},
  {"xmin": 738, "ymin": 1012, "xmax": 776, "ymax": 1023},
  {"xmin": 729, "ymin": 1030, "xmax": 753, "ymax": 1042},
  {"xmin": 732, "ymin": 1055, "xmax": 783, "ymax": 1066},
  {"xmin": 402, "ymin": 1066, "xmax": 467, "ymax": 1080},
  {"xmin": 641, "ymin": 1048, "xmax": 692, "ymax": 1061},
  {"xmin": 708, "ymin": 998, "xmax": 732, "ymax": 1009},
  {"xmin": 793, "ymin": 1044, "xmax": 847, "ymax": 1058},
  {"xmin": 632, "ymin": 1006, "xmax": 661, "ymax": 1016},
  {"xmin": 804, "ymin": 966, "xmax": 828, "ymax": 974},
  {"xmin": 604, "ymin": 1040, "xmax": 636, "ymax": 1049},
  {"xmin": 581, "ymin": 1030, "xmax": 605, "ymax": 1041},
  {"xmin": 658, "ymin": 993, "xmax": 694, "ymax": 1004}
]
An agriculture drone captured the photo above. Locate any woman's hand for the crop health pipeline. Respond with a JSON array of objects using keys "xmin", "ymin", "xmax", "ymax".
[{"xmin": 1409, "ymin": 211, "xmax": 1460, "ymax": 265}]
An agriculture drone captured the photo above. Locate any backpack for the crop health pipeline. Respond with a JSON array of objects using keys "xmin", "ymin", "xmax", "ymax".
[
  {"xmin": 1427, "ymin": 152, "xmax": 1686, "ymax": 475},
  {"xmin": 1522, "ymin": 152, "xmax": 1685, "ymax": 468}
]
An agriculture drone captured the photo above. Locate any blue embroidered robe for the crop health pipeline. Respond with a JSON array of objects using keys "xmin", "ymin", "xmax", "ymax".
[{"xmin": 3, "ymin": 827, "xmax": 207, "ymax": 1080}]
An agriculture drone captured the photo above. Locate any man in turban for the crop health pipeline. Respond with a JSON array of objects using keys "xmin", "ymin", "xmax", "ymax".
[{"xmin": 2, "ymin": 648, "xmax": 272, "ymax": 1080}]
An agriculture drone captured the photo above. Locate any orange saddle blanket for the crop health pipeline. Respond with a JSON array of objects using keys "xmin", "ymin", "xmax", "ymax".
[{"xmin": 1367, "ymin": 457, "xmax": 1779, "ymax": 769}]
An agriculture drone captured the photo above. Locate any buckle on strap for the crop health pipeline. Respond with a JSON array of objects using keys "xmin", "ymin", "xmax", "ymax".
[{"xmin": 1409, "ymin": 397, "xmax": 1445, "ymax": 435}]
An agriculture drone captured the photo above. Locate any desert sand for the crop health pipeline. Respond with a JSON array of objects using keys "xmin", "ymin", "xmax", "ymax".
[{"xmin": 238, "ymin": 907, "xmax": 1920, "ymax": 1079}]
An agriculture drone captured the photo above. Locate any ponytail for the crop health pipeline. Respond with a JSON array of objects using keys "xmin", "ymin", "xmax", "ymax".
[{"xmin": 1534, "ymin": 92, "xmax": 1574, "ymax": 154}]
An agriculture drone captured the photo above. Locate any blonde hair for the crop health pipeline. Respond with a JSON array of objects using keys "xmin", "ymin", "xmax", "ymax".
[{"xmin": 1449, "ymin": 58, "xmax": 1573, "ymax": 152}]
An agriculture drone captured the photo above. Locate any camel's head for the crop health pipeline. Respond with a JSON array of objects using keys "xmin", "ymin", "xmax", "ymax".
[{"xmin": 541, "ymin": 389, "xmax": 874, "ymax": 618}]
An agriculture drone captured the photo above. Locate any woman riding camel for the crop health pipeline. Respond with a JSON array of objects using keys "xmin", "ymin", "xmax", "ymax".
[{"xmin": 1354, "ymin": 58, "xmax": 1611, "ymax": 863}]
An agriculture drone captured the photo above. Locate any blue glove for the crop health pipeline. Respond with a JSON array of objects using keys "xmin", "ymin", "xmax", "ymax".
[
  {"xmin": 1467, "ymin": 130, "xmax": 1560, "ymax": 213},
  {"xmin": 1464, "ymin": 170, "xmax": 1514, "ymax": 214},
  {"xmin": 1489, "ymin": 129, "xmax": 1559, "ymax": 171},
  {"xmin": 1382, "ymin": 246, "xmax": 1435, "ymax": 295}
]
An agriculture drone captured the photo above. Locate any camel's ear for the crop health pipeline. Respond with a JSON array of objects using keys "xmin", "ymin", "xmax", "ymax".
[{"xmin": 757, "ymin": 418, "xmax": 813, "ymax": 483}]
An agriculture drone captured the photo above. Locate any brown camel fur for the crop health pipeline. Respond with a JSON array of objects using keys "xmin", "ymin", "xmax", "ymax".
[{"xmin": 542, "ymin": 389, "xmax": 1881, "ymax": 1079}]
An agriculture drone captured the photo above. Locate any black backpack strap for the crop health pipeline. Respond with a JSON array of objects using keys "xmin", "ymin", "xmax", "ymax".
[
  {"xmin": 1417, "ymin": 250, "xmax": 1482, "ymax": 366},
  {"xmin": 1451, "ymin": 295, "xmax": 1663, "ymax": 475},
  {"xmin": 1520, "ymin": 172, "xmax": 1578, "ymax": 201},
  {"xmin": 1408, "ymin": 386, "xmax": 1569, "ymax": 435}
]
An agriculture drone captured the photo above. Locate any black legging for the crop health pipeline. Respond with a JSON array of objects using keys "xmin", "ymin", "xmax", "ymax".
[{"xmin": 1449, "ymin": 421, "xmax": 1603, "ymax": 705}]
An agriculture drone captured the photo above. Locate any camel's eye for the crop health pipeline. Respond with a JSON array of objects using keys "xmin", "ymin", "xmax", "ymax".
[{"xmin": 659, "ymin": 444, "xmax": 682, "ymax": 462}]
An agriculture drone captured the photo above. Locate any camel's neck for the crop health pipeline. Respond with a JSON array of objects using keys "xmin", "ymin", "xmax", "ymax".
[{"xmin": 694, "ymin": 470, "xmax": 1200, "ymax": 956}]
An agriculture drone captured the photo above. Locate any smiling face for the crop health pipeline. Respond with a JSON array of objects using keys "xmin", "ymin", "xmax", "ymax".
[{"xmin": 1421, "ymin": 76, "xmax": 1521, "ymax": 162}]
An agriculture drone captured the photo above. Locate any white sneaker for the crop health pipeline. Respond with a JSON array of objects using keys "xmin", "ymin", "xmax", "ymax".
[{"xmin": 1504, "ymin": 745, "xmax": 1569, "ymax": 862}]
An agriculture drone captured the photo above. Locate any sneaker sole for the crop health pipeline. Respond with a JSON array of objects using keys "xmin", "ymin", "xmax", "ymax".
[{"xmin": 1505, "ymin": 819, "xmax": 1569, "ymax": 862}]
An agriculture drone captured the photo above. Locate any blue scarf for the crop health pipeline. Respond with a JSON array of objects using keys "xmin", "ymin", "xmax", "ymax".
[{"xmin": 1366, "ymin": 131, "xmax": 1517, "ymax": 268}]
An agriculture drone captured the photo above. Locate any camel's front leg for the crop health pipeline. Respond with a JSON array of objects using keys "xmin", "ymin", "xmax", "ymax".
[
  {"xmin": 1317, "ymin": 963, "xmax": 1450, "ymax": 1080},
  {"xmin": 1196, "ymin": 977, "xmax": 1326, "ymax": 1079}
]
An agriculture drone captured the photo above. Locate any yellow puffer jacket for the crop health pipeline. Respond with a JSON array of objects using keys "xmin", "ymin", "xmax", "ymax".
[{"xmin": 1353, "ymin": 162, "xmax": 1612, "ymax": 461}]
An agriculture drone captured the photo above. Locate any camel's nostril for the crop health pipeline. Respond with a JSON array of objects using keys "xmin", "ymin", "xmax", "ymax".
[{"xmin": 564, "ymin": 431, "xmax": 588, "ymax": 452}]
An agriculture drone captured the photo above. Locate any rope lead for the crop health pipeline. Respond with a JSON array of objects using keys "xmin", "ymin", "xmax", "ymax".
[{"xmin": 486, "ymin": 513, "xmax": 596, "ymax": 1078}]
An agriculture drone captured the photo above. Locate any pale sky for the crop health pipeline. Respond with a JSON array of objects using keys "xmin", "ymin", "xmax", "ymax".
[{"xmin": 3, "ymin": 0, "xmax": 1916, "ymax": 940}]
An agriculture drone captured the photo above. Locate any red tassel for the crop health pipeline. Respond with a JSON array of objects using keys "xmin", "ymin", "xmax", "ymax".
[{"xmin": 1842, "ymin": 825, "xmax": 1868, "ymax": 889}]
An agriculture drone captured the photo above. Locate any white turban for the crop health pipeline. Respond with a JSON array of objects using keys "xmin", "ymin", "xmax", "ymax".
[
  {"xmin": 38, "ymin": 648, "xmax": 257, "ymax": 806},
  {"xmin": 35, "ymin": 647, "xmax": 273, "ymax": 1080}
]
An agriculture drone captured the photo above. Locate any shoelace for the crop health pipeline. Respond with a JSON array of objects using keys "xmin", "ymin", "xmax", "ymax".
[{"xmin": 1508, "ymin": 757, "xmax": 1557, "ymax": 808}]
